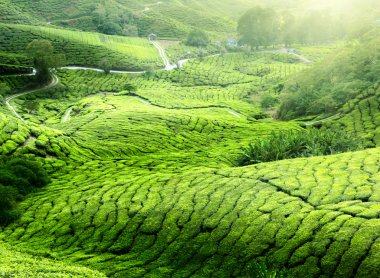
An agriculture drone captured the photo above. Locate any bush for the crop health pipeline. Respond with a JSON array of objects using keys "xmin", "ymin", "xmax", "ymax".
[
  {"xmin": 0, "ymin": 185, "xmax": 18, "ymax": 211},
  {"xmin": 261, "ymin": 94, "xmax": 278, "ymax": 109},
  {"xmin": 246, "ymin": 262, "xmax": 291, "ymax": 278},
  {"xmin": 235, "ymin": 128, "xmax": 363, "ymax": 166},
  {"xmin": 0, "ymin": 156, "xmax": 50, "ymax": 225}
]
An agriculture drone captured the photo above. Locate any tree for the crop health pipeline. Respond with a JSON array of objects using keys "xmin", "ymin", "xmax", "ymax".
[
  {"xmin": 99, "ymin": 58, "xmax": 112, "ymax": 74},
  {"xmin": 0, "ymin": 156, "xmax": 50, "ymax": 225},
  {"xmin": 238, "ymin": 6, "xmax": 279, "ymax": 50},
  {"xmin": 185, "ymin": 30, "xmax": 209, "ymax": 47},
  {"xmin": 24, "ymin": 100, "xmax": 40, "ymax": 114},
  {"xmin": 26, "ymin": 40, "xmax": 66, "ymax": 84},
  {"xmin": 101, "ymin": 21, "xmax": 122, "ymax": 35},
  {"xmin": 124, "ymin": 83, "xmax": 137, "ymax": 93}
]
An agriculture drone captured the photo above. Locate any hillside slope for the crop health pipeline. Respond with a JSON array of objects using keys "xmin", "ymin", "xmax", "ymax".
[
  {"xmin": 1, "ymin": 146, "xmax": 380, "ymax": 277},
  {"xmin": 0, "ymin": 0, "xmax": 239, "ymax": 38},
  {"xmin": 279, "ymin": 30, "xmax": 380, "ymax": 119},
  {"xmin": 0, "ymin": 23, "xmax": 162, "ymax": 70}
]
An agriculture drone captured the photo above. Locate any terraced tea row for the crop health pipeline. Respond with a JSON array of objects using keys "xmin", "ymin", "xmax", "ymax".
[
  {"xmin": 325, "ymin": 86, "xmax": 380, "ymax": 147},
  {"xmin": 51, "ymin": 95, "xmax": 296, "ymax": 166},
  {"xmin": 0, "ymin": 110, "xmax": 31, "ymax": 155},
  {"xmin": 2, "ymin": 148, "xmax": 380, "ymax": 277},
  {"xmin": 154, "ymin": 52, "xmax": 309, "ymax": 87}
]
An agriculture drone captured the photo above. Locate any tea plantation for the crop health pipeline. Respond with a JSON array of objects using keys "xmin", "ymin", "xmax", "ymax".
[
  {"xmin": 1, "ymin": 4, "xmax": 380, "ymax": 277},
  {"xmin": 0, "ymin": 23, "xmax": 162, "ymax": 70}
]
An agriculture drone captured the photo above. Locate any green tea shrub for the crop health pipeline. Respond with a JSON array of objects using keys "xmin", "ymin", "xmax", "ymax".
[
  {"xmin": 246, "ymin": 262, "xmax": 291, "ymax": 278},
  {"xmin": 236, "ymin": 128, "xmax": 362, "ymax": 166}
]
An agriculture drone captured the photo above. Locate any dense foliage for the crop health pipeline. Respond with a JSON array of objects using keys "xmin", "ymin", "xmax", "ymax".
[
  {"xmin": 238, "ymin": 6, "xmax": 279, "ymax": 49},
  {"xmin": 0, "ymin": 157, "xmax": 49, "ymax": 225},
  {"xmin": 236, "ymin": 128, "xmax": 362, "ymax": 166},
  {"xmin": 278, "ymin": 31, "xmax": 380, "ymax": 119},
  {"xmin": 185, "ymin": 30, "xmax": 210, "ymax": 47},
  {"xmin": 0, "ymin": 81, "xmax": 10, "ymax": 97}
]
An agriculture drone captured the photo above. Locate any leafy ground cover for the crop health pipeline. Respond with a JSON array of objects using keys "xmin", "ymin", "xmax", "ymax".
[
  {"xmin": 0, "ymin": 0, "xmax": 241, "ymax": 39},
  {"xmin": 7, "ymin": 51, "xmax": 309, "ymax": 125}
]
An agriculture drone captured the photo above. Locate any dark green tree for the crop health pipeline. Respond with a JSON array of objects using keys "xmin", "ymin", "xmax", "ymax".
[
  {"xmin": 24, "ymin": 100, "xmax": 40, "ymax": 114},
  {"xmin": 26, "ymin": 40, "xmax": 66, "ymax": 84},
  {"xmin": 0, "ymin": 82, "xmax": 10, "ymax": 96},
  {"xmin": 185, "ymin": 30, "xmax": 209, "ymax": 47},
  {"xmin": 238, "ymin": 6, "xmax": 279, "ymax": 49},
  {"xmin": 280, "ymin": 12, "xmax": 297, "ymax": 47},
  {"xmin": 99, "ymin": 58, "xmax": 112, "ymax": 74},
  {"xmin": 101, "ymin": 21, "xmax": 122, "ymax": 35}
]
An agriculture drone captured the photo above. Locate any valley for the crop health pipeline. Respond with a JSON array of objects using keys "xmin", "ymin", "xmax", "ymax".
[{"xmin": 0, "ymin": 1, "xmax": 379, "ymax": 277}]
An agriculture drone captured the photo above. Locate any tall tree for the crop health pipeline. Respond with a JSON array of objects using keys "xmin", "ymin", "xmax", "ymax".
[
  {"xmin": 26, "ymin": 40, "xmax": 65, "ymax": 84},
  {"xmin": 238, "ymin": 6, "xmax": 279, "ymax": 50},
  {"xmin": 185, "ymin": 30, "xmax": 209, "ymax": 47}
]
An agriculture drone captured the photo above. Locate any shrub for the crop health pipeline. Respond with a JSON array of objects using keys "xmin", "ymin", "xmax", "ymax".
[
  {"xmin": 261, "ymin": 94, "xmax": 278, "ymax": 108},
  {"xmin": 235, "ymin": 128, "xmax": 363, "ymax": 166},
  {"xmin": 0, "ymin": 156, "xmax": 50, "ymax": 225},
  {"xmin": 246, "ymin": 262, "xmax": 291, "ymax": 278},
  {"xmin": 0, "ymin": 185, "xmax": 18, "ymax": 211}
]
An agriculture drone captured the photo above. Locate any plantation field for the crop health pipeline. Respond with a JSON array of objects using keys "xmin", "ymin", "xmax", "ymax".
[
  {"xmin": 0, "ymin": 23, "xmax": 162, "ymax": 70},
  {"xmin": 2, "ymin": 147, "xmax": 380, "ymax": 277},
  {"xmin": 6, "ymin": 51, "xmax": 309, "ymax": 125},
  {"xmin": 1, "ymin": 38, "xmax": 380, "ymax": 278},
  {"xmin": 0, "ymin": 0, "xmax": 247, "ymax": 40}
]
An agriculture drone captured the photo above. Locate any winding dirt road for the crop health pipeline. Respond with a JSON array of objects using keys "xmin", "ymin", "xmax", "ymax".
[
  {"xmin": 5, "ymin": 74, "xmax": 59, "ymax": 121},
  {"xmin": 5, "ymin": 42, "xmax": 312, "ymax": 122}
]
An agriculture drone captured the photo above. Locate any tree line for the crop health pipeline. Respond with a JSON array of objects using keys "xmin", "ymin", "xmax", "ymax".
[{"xmin": 238, "ymin": 6, "xmax": 365, "ymax": 49}]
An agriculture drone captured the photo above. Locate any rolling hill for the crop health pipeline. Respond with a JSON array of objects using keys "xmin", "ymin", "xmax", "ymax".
[{"xmin": 1, "ymin": 1, "xmax": 380, "ymax": 277}]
